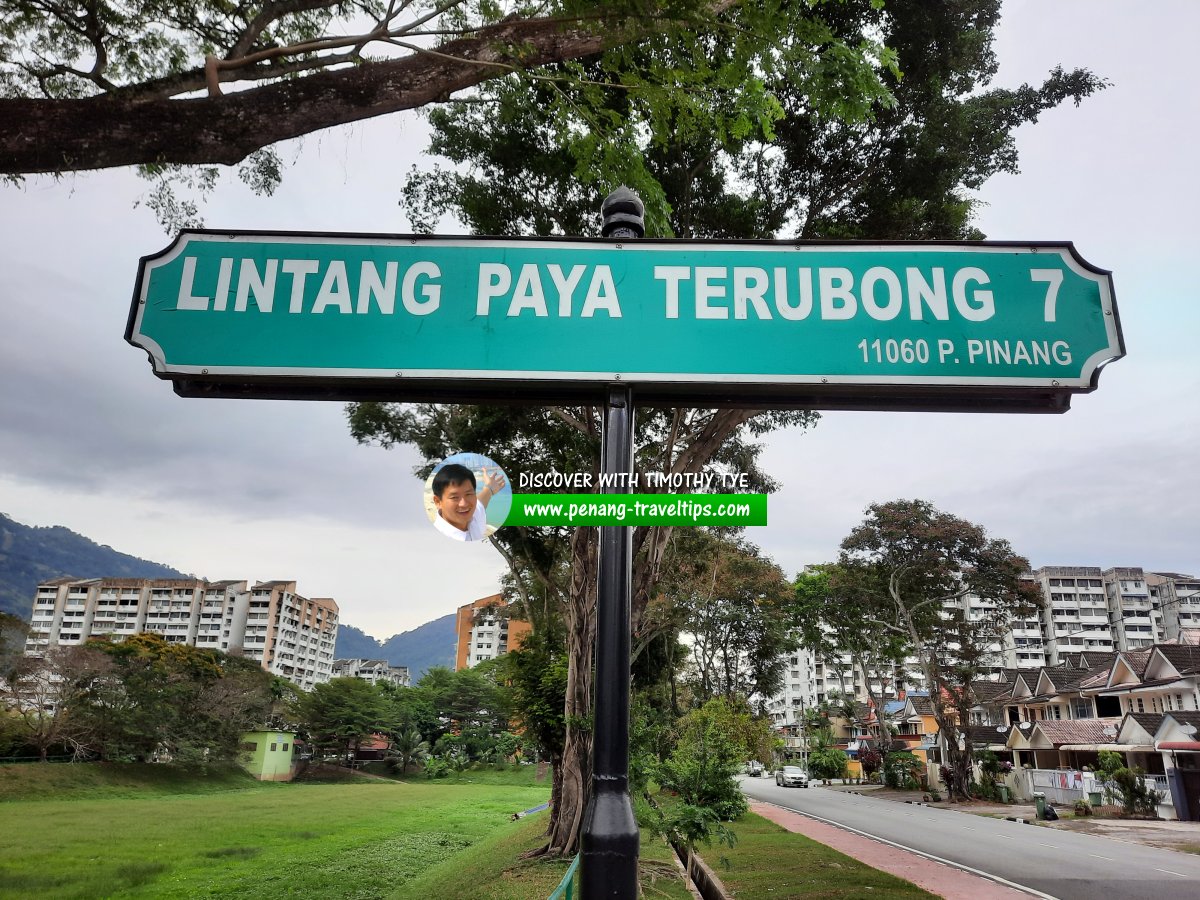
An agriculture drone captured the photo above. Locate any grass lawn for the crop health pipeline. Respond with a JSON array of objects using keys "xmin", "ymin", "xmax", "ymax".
[
  {"xmin": 713, "ymin": 812, "xmax": 936, "ymax": 899},
  {"xmin": 0, "ymin": 764, "xmax": 550, "ymax": 898},
  {"xmin": 393, "ymin": 815, "xmax": 691, "ymax": 900},
  {"xmin": 0, "ymin": 764, "xmax": 693, "ymax": 899}
]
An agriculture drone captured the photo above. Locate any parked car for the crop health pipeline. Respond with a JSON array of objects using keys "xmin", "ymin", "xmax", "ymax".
[
  {"xmin": 776, "ymin": 766, "xmax": 809, "ymax": 788},
  {"xmin": 747, "ymin": 760, "xmax": 764, "ymax": 777}
]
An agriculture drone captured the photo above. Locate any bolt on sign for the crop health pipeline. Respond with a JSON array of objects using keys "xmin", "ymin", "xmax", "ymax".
[{"xmin": 127, "ymin": 231, "xmax": 1124, "ymax": 411}]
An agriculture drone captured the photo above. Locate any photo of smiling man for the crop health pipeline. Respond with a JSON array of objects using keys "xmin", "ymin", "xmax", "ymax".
[{"xmin": 424, "ymin": 454, "xmax": 510, "ymax": 542}]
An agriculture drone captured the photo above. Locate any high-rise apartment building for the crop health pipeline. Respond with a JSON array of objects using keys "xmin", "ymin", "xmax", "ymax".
[
  {"xmin": 765, "ymin": 642, "xmax": 913, "ymax": 731},
  {"xmin": 24, "ymin": 577, "xmax": 338, "ymax": 690},
  {"xmin": 1150, "ymin": 573, "xmax": 1200, "ymax": 641},
  {"xmin": 1023, "ymin": 566, "xmax": 1115, "ymax": 666},
  {"xmin": 453, "ymin": 593, "xmax": 530, "ymax": 670},
  {"xmin": 1103, "ymin": 567, "xmax": 1159, "ymax": 651}
]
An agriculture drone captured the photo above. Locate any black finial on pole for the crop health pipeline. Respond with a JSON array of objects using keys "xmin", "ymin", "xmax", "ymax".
[{"xmin": 601, "ymin": 186, "xmax": 645, "ymax": 239}]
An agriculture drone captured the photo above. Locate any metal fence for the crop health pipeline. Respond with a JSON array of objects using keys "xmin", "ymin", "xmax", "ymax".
[
  {"xmin": 1024, "ymin": 768, "xmax": 1174, "ymax": 817},
  {"xmin": 1026, "ymin": 768, "xmax": 1095, "ymax": 805},
  {"xmin": 548, "ymin": 854, "xmax": 580, "ymax": 900}
]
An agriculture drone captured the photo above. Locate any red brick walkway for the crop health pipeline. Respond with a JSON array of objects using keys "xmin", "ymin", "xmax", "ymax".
[{"xmin": 750, "ymin": 801, "xmax": 1036, "ymax": 899}]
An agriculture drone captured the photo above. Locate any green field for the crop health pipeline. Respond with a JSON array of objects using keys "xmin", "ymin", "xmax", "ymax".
[
  {"xmin": 0, "ymin": 764, "xmax": 930, "ymax": 899},
  {"xmin": 0, "ymin": 764, "xmax": 557, "ymax": 898}
]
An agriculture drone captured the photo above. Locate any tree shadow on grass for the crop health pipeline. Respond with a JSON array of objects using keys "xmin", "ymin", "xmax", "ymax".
[{"xmin": 202, "ymin": 847, "xmax": 262, "ymax": 860}]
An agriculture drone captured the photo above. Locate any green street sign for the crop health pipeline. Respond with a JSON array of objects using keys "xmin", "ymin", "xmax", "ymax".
[{"xmin": 128, "ymin": 231, "xmax": 1124, "ymax": 411}]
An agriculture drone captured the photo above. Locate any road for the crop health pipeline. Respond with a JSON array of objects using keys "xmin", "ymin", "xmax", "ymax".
[{"xmin": 739, "ymin": 776, "xmax": 1200, "ymax": 900}]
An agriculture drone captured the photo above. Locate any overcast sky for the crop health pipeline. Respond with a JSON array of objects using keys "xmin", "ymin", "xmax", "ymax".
[{"xmin": 1, "ymin": 1, "xmax": 1197, "ymax": 640}]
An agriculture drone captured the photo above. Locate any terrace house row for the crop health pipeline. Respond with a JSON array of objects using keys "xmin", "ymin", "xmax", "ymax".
[{"xmin": 965, "ymin": 645, "xmax": 1200, "ymax": 820}]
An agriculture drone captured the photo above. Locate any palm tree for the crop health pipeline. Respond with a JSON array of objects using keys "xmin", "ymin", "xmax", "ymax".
[{"xmin": 388, "ymin": 727, "xmax": 430, "ymax": 775}]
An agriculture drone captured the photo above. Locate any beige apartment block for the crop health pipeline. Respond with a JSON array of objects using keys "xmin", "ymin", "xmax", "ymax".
[
  {"xmin": 453, "ymin": 593, "xmax": 530, "ymax": 670},
  {"xmin": 25, "ymin": 577, "xmax": 338, "ymax": 690}
]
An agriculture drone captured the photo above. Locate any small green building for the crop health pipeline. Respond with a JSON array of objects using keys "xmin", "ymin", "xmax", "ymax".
[{"xmin": 239, "ymin": 731, "xmax": 297, "ymax": 781}]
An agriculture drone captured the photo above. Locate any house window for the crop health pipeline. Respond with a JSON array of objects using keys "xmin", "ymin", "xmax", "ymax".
[
  {"xmin": 1072, "ymin": 699, "xmax": 1092, "ymax": 719},
  {"xmin": 270, "ymin": 743, "xmax": 278, "ymax": 752},
  {"xmin": 1136, "ymin": 698, "xmax": 1145, "ymax": 713},
  {"xmin": 240, "ymin": 742, "xmax": 258, "ymax": 752}
]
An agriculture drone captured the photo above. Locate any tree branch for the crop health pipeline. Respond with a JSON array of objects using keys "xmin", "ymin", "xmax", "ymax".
[
  {"xmin": 548, "ymin": 406, "xmax": 593, "ymax": 436},
  {"xmin": 861, "ymin": 616, "xmax": 908, "ymax": 638},
  {"xmin": 2, "ymin": 2, "xmax": 738, "ymax": 175}
]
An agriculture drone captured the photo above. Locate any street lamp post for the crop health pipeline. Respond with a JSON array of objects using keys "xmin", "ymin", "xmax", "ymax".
[{"xmin": 579, "ymin": 187, "xmax": 643, "ymax": 899}]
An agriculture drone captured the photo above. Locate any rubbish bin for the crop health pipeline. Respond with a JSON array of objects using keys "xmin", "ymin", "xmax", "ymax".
[
  {"xmin": 1033, "ymin": 792, "xmax": 1046, "ymax": 820},
  {"xmin": 997, "ymin": 785, "xmax": 1009, "ymax": 804},
  {"xmin": 1088, "ymin": 791, "xmax": 1102, "ymax": 807}
]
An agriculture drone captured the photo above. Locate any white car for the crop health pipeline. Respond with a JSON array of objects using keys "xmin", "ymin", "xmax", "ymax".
[
  {"xmin": 775, "ymin": 766, "xmax": 809, "ymax": 788},
  {"xmin": 747, "ymin": 761, "xmax": 764, "ymax": 777}
]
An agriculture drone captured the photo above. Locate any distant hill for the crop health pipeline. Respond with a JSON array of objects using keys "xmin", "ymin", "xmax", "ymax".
[
  {"xmin": 333, "ymin": 613, "xmax": 457, "ymax": 679},
  {"xmin": 333, "ymin": 623, "xmax": 387, "ymax": 660},
  {"xmin": 380, "ymin": 613, "xmax": 456, "ymax": 677},
  {"xmin": 0, "ymin": 513, "xmax": 187, "ymax": 619}
]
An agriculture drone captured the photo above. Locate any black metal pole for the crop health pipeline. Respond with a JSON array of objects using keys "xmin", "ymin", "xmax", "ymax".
[{"xmin": 580, "ymin": 187, "xmax": 644, "ymax": 899}]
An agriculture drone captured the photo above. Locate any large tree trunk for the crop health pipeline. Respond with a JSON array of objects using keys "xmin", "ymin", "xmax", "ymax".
[
  {"xmin": 924, "ymin": 663, "xmax": 972, "ymax": 802},
  {"xmin": 540, "ymin": 526, "xmax": 597, "ymax": 856}
]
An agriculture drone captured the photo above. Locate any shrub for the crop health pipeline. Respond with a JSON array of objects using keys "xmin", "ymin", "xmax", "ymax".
[
  {"xmin": 422, "ymin": 756, "xmax": 452, "ymax": 779},
  {"xmin": 809, "ymin": 748, "xmax": 849, "ymax": 783},
  {"xmin": 1110, "ymin": 766, "xmax": 1164, "ymax": 817},
  {"xmin": 973, "ymin": 778, "xmax": 999, "ymax": 802},
  {"xmin": 859, "ymin": 748, "xmax": 883, "ymax": 778},
  {"xmin": 1097, "ymin": 751, "xmax": 1124, "ymax": 805},
  {"xmin": 883, "ymin": 751, "xmax": 922, "ymax": 790},
  {"xmin": 1074, "ymin": 799, "xmax": 1093, "ymax": 816},
  {"xmin": 655, "ymin": 700, "xmax": 748, "ymax": 821}
]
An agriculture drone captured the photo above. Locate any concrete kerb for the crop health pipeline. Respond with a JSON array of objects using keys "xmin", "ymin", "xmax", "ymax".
[
  {"xmin": 667, "ymin": 839, "xmax": 733, "ymax": 900},
  {"xmin": 821, "ymin": 782, "xmax": 1042, "ymax": 821}
]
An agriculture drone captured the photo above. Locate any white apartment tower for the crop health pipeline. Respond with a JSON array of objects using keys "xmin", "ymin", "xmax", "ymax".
[
  {"xmin": 1153, "ymin": 573, "xmax": 1200, "ymax": 640},
  {"xmin": 25, "ymin": 577, "xmax": 338, "ymax": 691},
  {"xmin": 1103, "ymin": 567, "xmax": 1159, "ymax": 650},
  {"xmin": 765, "ymin": 647, "xmax": 818, "ymax": 731},
  {"xmin": 1025, "ymin": 566, "xmax": 1114, "ymax": 666},
  {"xmin": 765, "ymin": 640, "xmax": 914, "ymax": 732}
]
